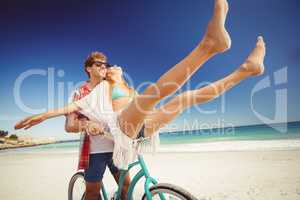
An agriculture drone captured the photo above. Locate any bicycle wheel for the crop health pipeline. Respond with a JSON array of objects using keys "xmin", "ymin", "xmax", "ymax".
[
  {"xmin": 68, "ymin": 172, "xmax": 86, "ymax": 200},
  {"xmin": 142, "ymin": 183, "xmax": 198, "ymax": 200}
]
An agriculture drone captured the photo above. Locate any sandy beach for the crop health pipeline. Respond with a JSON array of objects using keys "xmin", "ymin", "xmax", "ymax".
[{"xmin": 1, "ymin": 146, "xmax": 300, "ymax": 200}]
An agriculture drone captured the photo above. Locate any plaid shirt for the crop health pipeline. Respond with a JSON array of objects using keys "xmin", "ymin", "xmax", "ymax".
[{"xmin": 71, "ymin": 81, "xmax": 92, "ymax": 170}]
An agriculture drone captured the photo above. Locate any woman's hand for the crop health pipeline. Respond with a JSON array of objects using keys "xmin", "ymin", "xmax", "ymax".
[{"xmin": 15, "ymin": 114, "xmax": 46, "ymax": 130}]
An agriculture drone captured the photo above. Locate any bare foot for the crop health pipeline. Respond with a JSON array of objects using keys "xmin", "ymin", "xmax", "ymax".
[
  {"xmin": 200, "ymin": 0, "xmax": 231, "ymax": 54},
  {"xmin": 240, "ymin": 36, "xmax": 266, "ymax": 76}
]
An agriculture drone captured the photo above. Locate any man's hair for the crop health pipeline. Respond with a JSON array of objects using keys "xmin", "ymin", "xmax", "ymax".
[{"xmin": 84, "ymin": 52, "xmax": 107, "ymax": 78}]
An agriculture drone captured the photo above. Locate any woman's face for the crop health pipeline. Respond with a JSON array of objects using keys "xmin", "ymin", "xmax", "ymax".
[{"xmin": 106, "ymin": 66, "xmax": 123, "ymax": 82}]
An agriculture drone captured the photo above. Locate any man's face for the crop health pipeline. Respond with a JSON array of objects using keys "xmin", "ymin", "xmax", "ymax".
[{"xmin": 87, "ymin": 59, "xmax": 108, "ymax": 79}]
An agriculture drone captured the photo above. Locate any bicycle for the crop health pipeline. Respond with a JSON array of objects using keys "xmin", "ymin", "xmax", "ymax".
[{"xmin": 68, "ymin": 154, "xmax": 197, "ymax": 200}]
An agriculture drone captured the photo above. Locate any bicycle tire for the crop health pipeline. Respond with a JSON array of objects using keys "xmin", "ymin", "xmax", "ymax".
[
  {"xmin": 141, "ymin": 183, "xmax": 198, "ymax": 200},
  {"xmin": 68, "ymin": 171, "xmax": 86, "ymax": 200}
]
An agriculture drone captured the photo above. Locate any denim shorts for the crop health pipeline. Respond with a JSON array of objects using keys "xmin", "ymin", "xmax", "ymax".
[{"xmin": 84, "ymin": 152, "xmax": 119, "ymax": 182}]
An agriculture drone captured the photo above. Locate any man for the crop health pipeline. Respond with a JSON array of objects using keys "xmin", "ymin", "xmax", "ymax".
[{"xmin": 65, "ymin": 52, "xmax": 130, "ymax": 200}]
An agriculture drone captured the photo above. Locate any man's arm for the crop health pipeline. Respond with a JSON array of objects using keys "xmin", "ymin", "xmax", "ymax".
[
  {"xmin": 65, "ymin": 88, "xmax": 88, "ymax": 133},
  {"xmin": 65, "ymin": 113, "xmax": 88, "ymax": 133},
  {"xmin": 65, "ymin": 85, "xmax": 107, "ymax": 135},
  {"xmin": 65, "ymin": 113, "xmax": 107, "ymax": 136}
]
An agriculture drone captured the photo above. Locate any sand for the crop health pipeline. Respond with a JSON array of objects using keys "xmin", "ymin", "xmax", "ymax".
[{"xmin": 1, "ymin": 149, "xmax": 300, "ymax": 200}]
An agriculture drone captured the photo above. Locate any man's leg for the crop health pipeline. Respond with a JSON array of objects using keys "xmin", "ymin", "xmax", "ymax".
[
  {"xmin": 85, "ymin": 182, "xmax": 102, "ymax": 200},
  {"xmin": 84, "ymin": 154, "xmax": 108, "ymax": 200},
  {"xmin": 119, "ymin": 0, "xmax": 231, "ymax": 138}
]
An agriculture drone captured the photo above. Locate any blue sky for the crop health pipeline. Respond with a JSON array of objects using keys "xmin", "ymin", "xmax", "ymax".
[{"xmin": 0, "ymin": 0, "xmax": 299, "ymax": 140}]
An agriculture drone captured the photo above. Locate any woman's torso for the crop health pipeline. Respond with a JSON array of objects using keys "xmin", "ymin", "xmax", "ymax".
[{"xmin": 110, "ymin": 83, "xmax": 136, "ymax": 112}]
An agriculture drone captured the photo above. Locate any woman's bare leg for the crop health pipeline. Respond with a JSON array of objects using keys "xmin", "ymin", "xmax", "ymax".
[
  {"xmin": 120, "ymin": 0, "xmax": 231, "ymax": 138},
  {"xmin": 144, "ymin": 36, "xmax": 266, "ymax": 136}
]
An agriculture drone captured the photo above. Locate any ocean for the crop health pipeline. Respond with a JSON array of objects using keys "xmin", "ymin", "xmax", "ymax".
[
  {"xmin": 159, "ymin": 121, "xmax": 300, "ymax": 144},
  {"xmin": 2, "ymin": 121, "xmax": 300, "ymax": 154}
]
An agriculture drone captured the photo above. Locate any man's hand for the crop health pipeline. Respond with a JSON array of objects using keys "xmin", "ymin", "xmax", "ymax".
[
  {"xmin": 65, "ymin": 113, "xmax": 88, "ymax": 133},
  {"xmin": 85, "ymin": 121, "xmax": 106, "ymax": 136}
]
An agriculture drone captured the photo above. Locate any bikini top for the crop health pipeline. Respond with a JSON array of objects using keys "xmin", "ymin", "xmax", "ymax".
[{"xmin": 111, "ymin": 84, "xmax": 135, "ymax": 100}]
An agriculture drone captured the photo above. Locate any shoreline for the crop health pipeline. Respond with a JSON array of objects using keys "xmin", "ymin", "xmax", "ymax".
[
  {"xmin": 1, "ymin": 138, "xmax": 300, "ymax": 152},
  {"xmin": 0, "ymin": 139, "xmax": 57, "ymax": 151},
  {"xmin": 0, "ymin": 141, "xmax": 56, "ymax": 151},
  {"xmin": 0, "ymin": 139, "xmax": 80, "ymax": 151}
]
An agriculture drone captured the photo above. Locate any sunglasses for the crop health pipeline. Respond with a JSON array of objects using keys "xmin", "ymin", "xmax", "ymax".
[{"xmin": 93, "ymin": 61, "xmax": 113, "ymax": 69}]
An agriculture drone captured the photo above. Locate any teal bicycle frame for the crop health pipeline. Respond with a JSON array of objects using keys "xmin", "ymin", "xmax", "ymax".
[{"xmin": 100, "ymin": 155, "xmax": 166, "ymax": 200}]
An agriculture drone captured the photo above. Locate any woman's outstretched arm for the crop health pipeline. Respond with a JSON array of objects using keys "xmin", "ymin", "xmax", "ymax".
[
  {"xmin": 15, "ymin": 81, "xmax": 106, "ymax": 130},
  {"xmin": 15, "ymin": 103, "xmax": 80, "ymax": 130}
]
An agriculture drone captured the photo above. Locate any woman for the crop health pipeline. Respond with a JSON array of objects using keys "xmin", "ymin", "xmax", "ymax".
[
  {"xmin": 15, "ymin": 0, "xmax": 266, "ymax": 169},
  {"xmin": 107, "ymin": 66, "xmax": 137, "ymax": 112}
]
